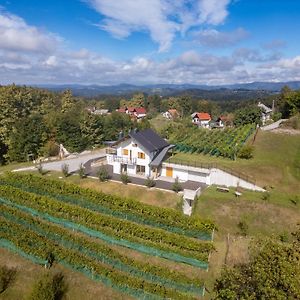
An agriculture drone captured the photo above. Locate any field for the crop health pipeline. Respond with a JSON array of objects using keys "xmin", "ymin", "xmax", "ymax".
[
  {"xmin": 169, "ymin": 124, "xmax": 255, "ymax": 159},
  {"xmin": 0, "ymin": 173, "xmax": 214, "ymax": 299}
]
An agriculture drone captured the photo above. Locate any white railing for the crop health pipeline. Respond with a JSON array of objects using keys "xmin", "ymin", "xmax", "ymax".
[{"xmin": 107, "ymin": 154, "xmax": 137, "ymax": 165}]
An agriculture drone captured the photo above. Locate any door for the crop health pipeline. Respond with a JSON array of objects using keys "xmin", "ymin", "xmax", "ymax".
[{"xmin": 166, "ymin": 167, "xmax": 173, "ymax": 177}]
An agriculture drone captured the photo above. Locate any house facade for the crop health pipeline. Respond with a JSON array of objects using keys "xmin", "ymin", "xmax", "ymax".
[
  {"xmin": 107, "ymin": 129, "xmax": 173, "ymax": 178},
  {"xmin": 191, "ymin": 112, "xmax": 211, "ymax": 128},
  {"xmin": 105, "ymin": 129, "xmax": 264, "ymax": 192}
]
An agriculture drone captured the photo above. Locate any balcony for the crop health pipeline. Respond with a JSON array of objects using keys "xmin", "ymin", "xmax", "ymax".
[{"xmin": 107, "ymin": 154, "xmax": 137, "ymax": 165}]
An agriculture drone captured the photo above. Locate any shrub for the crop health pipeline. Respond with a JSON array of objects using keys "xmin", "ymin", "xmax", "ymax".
[
  {"xmin": 61, "ymin": 163, "xmax": 69, "ymax": 177},
  {"xmin": 78, "ymin": 163, "xmax": 86, "ymax": 179},
  {"xmin": 120, "ymin": 172, "xmax": 130, "ymax": 185},
  {"xmin": 172, "ymin": 176, "xmax": 182, "ymax": 193},
  {"xmin": 36, "ymin": 163, "xmax": 46, "ymax": 175},
  {"xmin": 290, "ymin": 196, "xmax": 299, "ymax": 206},
  {"xmin": 237, "ymin": 221, "xmax": 248, "ymax": 236},
  {"xmin": 238, "ymin": 145, "xmax": 254, "ymax": 159},
  {"xmin": 27, "ymin": 272, "xmax": 66, "ymax": 300},
  {"xmin": 261, "ymin": 192, "xmax": 270, "ymax": 201},
  {"xmin": 97, "ymin": 166, "xmax": 110, "ymax": 182},
  {"xmin": 0, "ymin": 265, "xmax": 16, "ymax": 293},
  {"xmin": 42, "ymin": 140, "xmax": 60, "ymax": 158},
  {"xmin": 145, "ymin": 176, "xmax": 156, "ymax": 188},
  {"xmin": 279, "ymin": 231, "xmax": 290, "ymax": 243}
]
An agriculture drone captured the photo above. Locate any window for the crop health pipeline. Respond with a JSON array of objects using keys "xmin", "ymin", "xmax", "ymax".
[
  {"xmin": 138, "ymin": 152, "xmax": 145, "ymax": 159},
  {"xmin": 136, "ymin": 165, "xmax": 145, "ymax": 175},
  {"xmin": 122, "ymin": 149, "xmax": 128, "ymax": 156},
  {"xmin": 132, "ymin": 143, "xmax": 137, "ymax": 147}
]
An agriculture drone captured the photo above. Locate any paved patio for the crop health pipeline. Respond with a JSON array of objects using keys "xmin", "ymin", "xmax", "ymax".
[{"xmin": 85, "ymin": 163, "xmax": 207, "ymax": 192}]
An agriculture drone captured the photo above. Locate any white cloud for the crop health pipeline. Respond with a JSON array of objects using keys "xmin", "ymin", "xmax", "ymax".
[
  {"xmin": 85, "ymin": 0, "xmax": 233, "ymax": 51},
  {"xmin": 194, "ymin": 28, "xmax": 248, "ymax": 47},
  {"xmin": 0, "ymin": 11, "xmax": 60, "ymax": 53},
  {"xmin": 198, "ymin": 0, "xmax": 231, "ymax": 25}
]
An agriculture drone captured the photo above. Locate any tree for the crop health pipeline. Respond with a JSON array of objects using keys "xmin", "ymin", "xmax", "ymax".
[
  {"xmin": 80, "ymin": 113, "xmax": 105, "ymax": 148},
  {"xmin": 8, "ymin": 114, "xmax": 48, "ymax": 162},
  {"xmin": 214, "ymin": 230, "xmax": 300, "ymax": 299},
  {"xmin": 61, "ymin": 90, "xmax": 75, "ymax": 113},
  {"xmin": 234, "ymin": 106, "xmax": 261, "ymax": 126},
  {"xmin": 131, "ymin": 93, "xmax": 145, "ymax": 107},
  {"xmin": 27, "ymin": 272, "xmax": 67, "ymax": 300},
  {"xmin": 0, "ymin": 265, "xmax": 16, "ymax": 293}
]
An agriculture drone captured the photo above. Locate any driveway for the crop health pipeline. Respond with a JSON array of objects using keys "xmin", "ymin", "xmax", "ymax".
[
  {"xmin": 88, "ymin": 164, "xmax": 207, "ymax": 192},
  {"xmin": 13, "ymin": 150, "xmax": 106, "ymax": 174}
]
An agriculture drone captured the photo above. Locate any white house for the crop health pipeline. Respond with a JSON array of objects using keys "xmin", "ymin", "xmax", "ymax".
[
  {"xmin": 191, "ymin": 112, "xmax": 211, "ymax": 128},
  {"xmin": 106, "ymin": 128, "xmax": 264, "ymax": 192},
  {"xmin": 258, "ymin": 102, "xmax": 272, "ymax": 125},
  {"xmin": 107, "ymin": 129, "xmax": 173, "ymax": 178},
  {"xmin": 162, "ymin": 109, "xmax": 179, "ymax": 120}
]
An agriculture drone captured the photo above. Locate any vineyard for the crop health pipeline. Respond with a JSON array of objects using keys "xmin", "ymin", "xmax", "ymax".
[
  {"xmin": 169, "ymin": 124, "xmax": 255, "ymax": 159},
  {"xmin": 0, "ymin": 173, "xmax": 215, "ymax": 299}
]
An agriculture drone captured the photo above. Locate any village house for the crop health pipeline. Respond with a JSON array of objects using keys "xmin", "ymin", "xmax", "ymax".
[
  {"xmin": 258, "ymin": 102, "xmax": 273, "ymax": 125},
  {"xmin": 162, "ymin": 109, "xmax": 179, "ymax": 120},
  {"xmin": 210, "ymin": 116, "xmax": 225, "ymax": 129},
  {"xmin": 117, "ymin": 107, "xmax": 147, "ymax": 119},
  {"xmin": 106, "ymin": 128, "xmax": 173, "ymax": 178},
  {"xmin": 106, "ymin": 128, "xmax": 264, "ymax": 194},
  {"xmin": 191, "ymin": 112, "xmax": 211, "ymax": 128}
]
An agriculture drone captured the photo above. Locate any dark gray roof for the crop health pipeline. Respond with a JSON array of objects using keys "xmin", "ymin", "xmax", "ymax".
[
  {"xmin": 129, "ymin": 128, "xmax": 169, "ymax": 153},
  {"xmin": 150, "ymin": 144, "xmax": 175, "ymax": 167}
]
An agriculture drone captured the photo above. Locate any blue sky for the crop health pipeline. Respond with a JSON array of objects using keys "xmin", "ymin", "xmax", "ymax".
[{"xmin": 0, "ymin": 0, "xmax": 300, "ymax": 85}]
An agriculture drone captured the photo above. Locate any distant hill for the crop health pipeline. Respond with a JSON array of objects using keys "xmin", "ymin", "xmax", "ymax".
[{"xmin": 33, "ymin": 81, "xmax": 300, "ymax": 98}]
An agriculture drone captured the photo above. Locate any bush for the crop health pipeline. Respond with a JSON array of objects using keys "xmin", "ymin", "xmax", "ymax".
[
  {"xmin": 290, "ymin": 196, "xmax": 299, "ymax": 206},
  {"xmin": 42, "ymin": 140, "xmax": 59, "ymax": 158},
  {"xmin": 261, "ymin": 192, "xmax": 270, "ymax": 201},
  {"xmin": 120, "ymin": 172, "xmax": 130, "ymax": 184},
  {"xmin": 145, "ymin": 176, "xmax": 156, "ymax": 188},
  {"xmin": 61, "ymin": 163, "xmax": 69, "ymax": 177},
  {"xmin": 27, "ymin": 272, "xmax": 66, "ymax": 300},
  {"xmin": 36, "ymin": 163, "xmax": 46, "ymax": 175},
  {"xmin": 172, "ymin": 176, "xmax": 182, "ymax": 193},
  {"xmin": 78, "ymin": 163, "xmax": 86, "ymax": 179},
  {"xmin": 0, "ymin": 265, "xmax": 16, "ymax": 293},
  {"xmin": 238, "ymin": 145, "xmax": 254, "ymax": 159},
  {"xmin": 237, "ymin": 221, "xmax": 248, "ymax": 236},
  {"xmin": 97, "ymin": 166, "xmax": 110, "ymax": 182}
]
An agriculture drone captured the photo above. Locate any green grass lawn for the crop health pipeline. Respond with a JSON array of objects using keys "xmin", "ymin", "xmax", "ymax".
[{"xmin": 150, "ymin": 114, "xmax": 172, "ymax": 133}]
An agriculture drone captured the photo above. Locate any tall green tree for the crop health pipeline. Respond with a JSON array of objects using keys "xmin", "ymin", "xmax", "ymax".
[
  {"xmin": 8, "ymin": 114, "xmax": 48, "ymax": 162},
  {"xmin": 214, "ymin": 231, "xmax": 300, "ymax": 299},
  {"xmin": 81, "ymin": 113, "xmax": 105, "ymax": 148},
  {"xmin": 234, "ymin": 106, "xmax": 261, "ymax": 126}
]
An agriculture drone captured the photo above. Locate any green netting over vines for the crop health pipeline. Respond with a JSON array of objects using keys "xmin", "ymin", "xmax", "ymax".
[
  {"xmin": 1, "ymin": 209, "xmax": 205, "ymax": 296},
  {"xmin": 0, "ymin": 239, "xmax": 47, "ymax": 265},
  {"xmin": 0, "ymin": 197, "xmax": 209, "ymax": 270},
  {"xmin": 169, "ymin": 124, "xmax": 255, "ymax": 159},
  {"xmin": 0, "ymin": 238, "xmax": 162, "ymax": 300},
  {"xmin": 0, "ymin": 181, "xmax": 212, "ymax": 241},
  {"xmin": 0, "ymin": 179, "xmax": 213, "ymax": 241}
]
